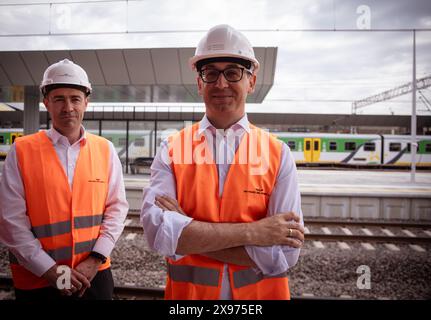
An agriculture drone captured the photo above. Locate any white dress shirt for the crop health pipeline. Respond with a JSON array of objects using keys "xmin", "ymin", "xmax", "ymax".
[
  {"xmin": 141, "ymin": 114, "xmax": 303, "ymax": 299},
  {"xmin": 0, "ymin": 126, "xmax": 129, "ymax": 277}
]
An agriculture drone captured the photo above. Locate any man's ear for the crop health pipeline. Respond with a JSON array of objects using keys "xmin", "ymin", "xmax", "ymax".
[
  {"xmin": 197, "ymin": 76, "xmax": 204, "ymax": 96},
  {"xmin": 43, "ymin": 97, "xmax": 50, "ymax": 112},
  {"xmin": 247, "ymin": 73, "xmax": 257, "ymax": 94},
  {"xmin": 83, "ymin": 96, "xmax": 89, "ymax": 111}
]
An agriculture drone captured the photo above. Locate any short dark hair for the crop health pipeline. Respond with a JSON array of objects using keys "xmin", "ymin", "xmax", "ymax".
[
  {"xmin": 196, "ymin": 57, "xmax": 252, "ymax": 72},
  {"xmin": 43, "ymin": 83, "xmax": 90, "ymax": 97}
]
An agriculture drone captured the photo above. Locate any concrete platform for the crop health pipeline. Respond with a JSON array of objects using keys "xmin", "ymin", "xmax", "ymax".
[
  {"xmin": 297, "ymin": 170, "xmax": 431, "ymax": 198},
  {"xmin": 1, "ymin": 160, "xmax": 430, "ymax": 221},
  {"xmin": 124, "ymin": 170, "xmax": 431, "ymax": 221}
]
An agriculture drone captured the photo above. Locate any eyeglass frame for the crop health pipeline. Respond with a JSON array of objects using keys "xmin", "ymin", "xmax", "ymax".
[{"xmin": 199, "ymin": 66, "xmax": 252, "ymax": 84}]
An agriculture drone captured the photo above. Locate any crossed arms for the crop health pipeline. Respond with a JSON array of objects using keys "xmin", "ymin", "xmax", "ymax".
[{"xmin": 141, "ymin": 142, "xmax": 305, "ymax": 273}]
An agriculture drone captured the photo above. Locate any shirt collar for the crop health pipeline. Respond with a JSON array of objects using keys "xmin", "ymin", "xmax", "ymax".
[
  {"xmin": 198, "ymin": 113, "xmax": 250, "ymax": 136},
  {"xmin": 46, "ymin": 125, "xmax": 87, "ymax": 146}
]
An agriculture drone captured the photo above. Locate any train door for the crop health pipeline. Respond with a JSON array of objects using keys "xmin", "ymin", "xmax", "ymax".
[
  {"xmin": 312, "ymin": 138, "xmax": 321, "ymax": 162},
  {"xmin": 304, "ymin": 138, "xmax": 321, "ymax": 163},
  {"xmin": 11, "ymin": 132, "xmax": 23, "ymax": 144},
  {"xmin": 304, "ymin": 138, "xmax": 312, "ymax": 162}
]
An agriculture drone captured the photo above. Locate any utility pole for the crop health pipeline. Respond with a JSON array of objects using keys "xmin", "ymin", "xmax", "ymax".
[{"xmin": 411, "ymin": 30, "xmax": 417, "ymax": 183}]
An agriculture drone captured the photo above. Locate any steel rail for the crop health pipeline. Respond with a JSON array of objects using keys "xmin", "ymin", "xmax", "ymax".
[
  {"xmin": 0, "ymin": 275, "xmax": 351, "ymax": 300},
  {"xmin": 125, "ymin": 214, "xmax": 431, "ymax": 230}
]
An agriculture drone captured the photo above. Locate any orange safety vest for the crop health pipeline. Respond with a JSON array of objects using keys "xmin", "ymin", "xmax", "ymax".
[
  {"xmin": 165, "ymin": 123, "xmax": 290, "ymax": 300},
  {"xmin": 9, "ymin": 131, "xmax": 111, "ymax": 290}
]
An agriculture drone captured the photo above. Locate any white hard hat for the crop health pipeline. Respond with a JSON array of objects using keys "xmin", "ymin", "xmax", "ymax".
[
  {"xmin": 40, "ymin": 59, "xmax": 92, "ymax": 96},
  {"xmin": 189, "ymin": 24, "xmax": 260, "ymax": 73}
]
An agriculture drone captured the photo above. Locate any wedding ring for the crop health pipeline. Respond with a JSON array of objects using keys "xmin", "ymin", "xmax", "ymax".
[{"xmin": 288, "ymin": 228, "xmax": 293, "ymax": 237}]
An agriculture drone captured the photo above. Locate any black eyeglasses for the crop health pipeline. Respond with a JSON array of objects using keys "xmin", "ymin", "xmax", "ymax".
[{"xmin": 199, "ymin": 67, "xmax": 251, "ymax": 83}]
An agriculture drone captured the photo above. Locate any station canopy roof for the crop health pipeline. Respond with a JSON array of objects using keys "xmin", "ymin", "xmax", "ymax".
[{"xmin": 0, "ymin": 47, "xmax": 277, "ymax": 103}]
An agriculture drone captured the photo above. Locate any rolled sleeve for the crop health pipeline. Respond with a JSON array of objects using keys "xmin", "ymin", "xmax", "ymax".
[
  {"xmin": 140, "ymin": 140, "xmax": 193, "ymax": 259},
  {"xmin": 92, "ymin": 237, "xmax": 116, "ymax": 259},
  {"xmin": 245, "ymin": 143, "xmax": 303, "ymax": 275},
  {"xmin": 141, "ymin": 187, "xmax": 193, "ymax": 258},
  {"xmin": 245, "ymin": 246, "xmax": 287, "ymax": 276},
  {"xmin": 94, "ymin": 141, "xmax": 129, "ymax": 258}
]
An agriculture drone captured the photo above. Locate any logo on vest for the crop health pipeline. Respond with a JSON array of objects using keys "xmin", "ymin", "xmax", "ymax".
[
  {"xmin": 88, "ymin": 178, "xmax": 106, "ymax": 183},
  {"xmin": 243, "ymin": 187, "xmax": 269, "ymax": 196}
]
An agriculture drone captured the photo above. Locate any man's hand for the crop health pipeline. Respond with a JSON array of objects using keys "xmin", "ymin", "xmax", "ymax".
[
  {"xmin": 42, "ymin": 264, "xmax": 91, "ymax": 296},
  {"xmin": 74, "ymin": 256, "xmax": 102, "ymax": 297},
  {"xmin": 249, "ymin": 212, "xmax": 305, "ymax": 248},
  {"xmin": 155, "ymin": 196, "xmax": 187, "ymax": 216}
]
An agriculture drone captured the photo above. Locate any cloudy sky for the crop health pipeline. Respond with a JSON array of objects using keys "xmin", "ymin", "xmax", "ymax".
[{"xmin": 0, "ymin": 0, "xmax": 430, "ymax": 115}]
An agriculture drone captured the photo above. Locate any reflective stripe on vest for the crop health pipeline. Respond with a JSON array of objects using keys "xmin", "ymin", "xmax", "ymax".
[
  {"xmin": 31, "ymin": 214, "xmax": 104, "ymax": 238},
  {"xmin": 167, "ymin": 264, "xmax": 288, "ymax": 289},
  {"xmin": 74, "ymin": 214, "xmax": 104, "ymax": 229},
  {"xmin": 9, "ymin": 238, "xmax": 98, "ymax": 264},
  {"xmin": 47, "ymin": 246, "xmax": 72, "ymax": 261},
  {"xmin": 233, "ymin": 269, "xmax": 288, "ymax": 289},
  {"xmin": 168, "ymin": 263, "xmax": 220, "ymax": 287},
  {"xmin": 31, "ymin": 220, "xmax": 71, "ymax": 238},
  {"xmin": 74, "ymin": 238, "xmax": 97, "ymax": 254}
]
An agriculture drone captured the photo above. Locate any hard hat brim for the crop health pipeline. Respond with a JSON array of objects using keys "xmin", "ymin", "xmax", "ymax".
[
  {"xmin": 41, "ymin": 83, "xmax": 91, "ymax": 96},
  {"xmin": 189, "ymin": 53, "xmax": 260, "ymax": 73}
]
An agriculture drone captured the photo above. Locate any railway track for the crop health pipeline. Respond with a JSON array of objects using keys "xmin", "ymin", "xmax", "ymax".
[
  {"xmin": 115, "ymin": 284, "xmax": 164, "ymax": 300},
  {"xmin": 0, "ymin": 274, "xmax": 164, "ymax": 300},
  {"xmin": 124, "ymin": 213, "xmax": 431, "ymax": 245},
  {"xmin": 304, "ymin": 219, "xmax": 431, "ymax": 229},
  {"xmin": 124, "ymin": 225, "xmax": 431, "ymax": 245},
  {"xmin": 0, "ymin": 275, "xmax": 351, "ymax": 300},
  {"xmin": 127, "ymin": 211, "xmax": 431, "ymax": 228}
]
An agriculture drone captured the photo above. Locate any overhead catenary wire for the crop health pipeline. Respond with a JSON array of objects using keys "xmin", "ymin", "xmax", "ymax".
[
  {"xmin": 1, "ymin": 28, "xmax": 431, "ymax": 38},
  {"xmin": 2, "ymin": 0, "xmax": 430, "ymax": 38}
]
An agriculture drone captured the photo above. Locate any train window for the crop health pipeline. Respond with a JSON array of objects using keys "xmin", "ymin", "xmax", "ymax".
[
  {"xmin": 364, "ymin": 142, "xmax": 375, "ymax": 151},
  {"xmin": 135, "ymin": 138, "xmax": 145, "ymax": 147},
  {"xmin": 119, "ymin": 138, "xmax": 127, "ymax": 146},
  {"xmin": 0, "ymin": 136, "xmax": 4, "ymax": 144},
  {"xmin": 287, "ymin": 141, "xmax": 296, "ymax": 150},
  {"xmin": 305, "ymin": 140, "xmax": 311, "ymax": 151},
  {"xmin": 345, "ymin": 142, "xmax": 356, "ymax": 151},
  {"xmin": 329, "ymin": 141, "xmax": 337, "ymax": 151},
  {"xmin": 389, "ymin": 143, "xmax": 401, "ymax": 152},
  {"xmin": 425, "ymin": 144, "xmax": 431, "ymax": 153},
  {"xmin": 314, "ymin": 140, "xmax": 319, "ymax": 150}
]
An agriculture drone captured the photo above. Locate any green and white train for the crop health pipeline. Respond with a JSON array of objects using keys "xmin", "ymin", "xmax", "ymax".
[
  {"xmin": 1, "ymin": 128, "xmax": 431, "ymax": 166},
  {"xmin": 0, "ymin": 129, "xmax": 23, "ymax": 158},
  {"xmin": 277, "ymin": 133, "xmax": 431, "ymax": 166}
]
